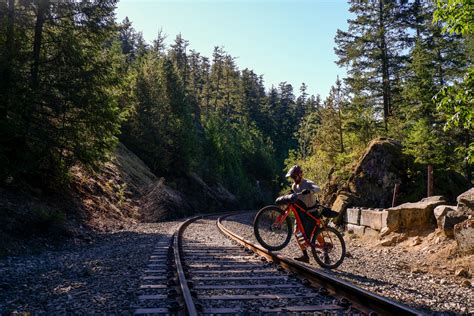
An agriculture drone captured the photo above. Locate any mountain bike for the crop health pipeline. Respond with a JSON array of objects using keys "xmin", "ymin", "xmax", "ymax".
[{"xmin": 253, "ymin": 190, "xmax": 346, "ymax": 269}]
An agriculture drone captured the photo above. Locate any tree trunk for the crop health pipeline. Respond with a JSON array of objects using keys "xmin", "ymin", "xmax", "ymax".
[
  {"xmin": 464, "ymin": 130, "xmax": 472, "ymax": 183},
  {"xmin": 392, "ymin": 183, "xmax": 400, "ymax": 207},
  {"xmin": 213, "ymin": 73, "xmax": 221, "ymax": 111},
  {"xmin": 1, "ymin": 0, "xmax": 15, "ymax": 119},
  {"xmin": 436, "ymin": 46, "xmax": 445, "ymax": 86},
  {"xmin": 338, "ymin": 107, "xmax": 344, "ymax": 153},
  {"xmin": 379, "ymin": 0, "xmax": 391, "ymax": 132},
  {"xmin": 31, "ymin": 0, "xmax": 49, "ymax": 89},
  {"xmin": 427, "ymin": 164, "xmax": 434, "ymax": 197},
  {"xmin": 413, "ymin": 0, "xmax": 422, "ymax": 39}
]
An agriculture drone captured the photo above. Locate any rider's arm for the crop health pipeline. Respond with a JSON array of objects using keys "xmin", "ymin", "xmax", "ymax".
[{"xmin": 305, "ymin": 180, "xmax": 321, "ymax": 193}]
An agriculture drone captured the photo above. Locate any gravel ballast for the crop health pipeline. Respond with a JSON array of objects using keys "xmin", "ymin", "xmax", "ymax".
[
  {"xmin": 0, "ymin": 221, "xmax": 181, "ymax": 315},
  {"xmin": 222, "ymin": 212, "xmax": 474, "ymax": 315},
  {"xmin": 1, "ymin": 212, "xmax": 472, "ymax": 314}
]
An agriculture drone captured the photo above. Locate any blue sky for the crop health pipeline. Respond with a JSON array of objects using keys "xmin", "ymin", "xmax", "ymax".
[{"xmin": 116, "ymin": 0, "xmax": 350, "ymax": 99}]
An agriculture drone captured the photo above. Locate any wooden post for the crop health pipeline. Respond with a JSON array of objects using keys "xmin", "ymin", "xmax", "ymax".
[
  {"xmin": 427, "ymin": 164, "xmax": 433, "ymax": 197},
  {"xmin": 392, "ymin": 183, "xmax": 400, "ymax": 207}
]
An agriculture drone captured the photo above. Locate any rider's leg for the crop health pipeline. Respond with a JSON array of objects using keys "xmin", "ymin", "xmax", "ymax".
[{"xmin": 293, "ymin": 223, "xmax": 310, "ymax": 263}]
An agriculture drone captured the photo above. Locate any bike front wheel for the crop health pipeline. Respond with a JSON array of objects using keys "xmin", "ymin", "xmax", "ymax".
[
  {"xmin": 253, "ymin": 206, "xmax": 292, "ymax": 251},
  {"xmin": 311, "ymin": 226, "xmax": 346, "ymax": 269}
]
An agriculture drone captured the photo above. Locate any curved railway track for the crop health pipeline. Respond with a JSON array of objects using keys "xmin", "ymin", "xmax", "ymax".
[{"xmin": 135, "ymin": 212, "xmax": 422, "ymax": 315}]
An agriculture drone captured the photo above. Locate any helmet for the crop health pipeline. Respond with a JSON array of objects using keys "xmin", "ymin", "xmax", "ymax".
[{"xmin": 285, "ymin": 165, "xmax": 302, "ymax": 178}]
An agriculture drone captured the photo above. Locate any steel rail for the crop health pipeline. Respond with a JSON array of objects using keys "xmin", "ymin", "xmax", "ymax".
[
  {"xmin": 173, "ymin": 215, "xmax": 201, "ymax": 316},
  {"xmin": 217, "ymin": 212, "xmax": 423, "ymax": 316}
]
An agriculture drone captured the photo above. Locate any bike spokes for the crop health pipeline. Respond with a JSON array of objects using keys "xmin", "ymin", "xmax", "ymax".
[
  {"xmin": 254, "ymin": 207, "xmax": 292, "ymax": 251},
  {"xmin": 311, "ymin": 226, "xmax": 346, "ymax": 269}
]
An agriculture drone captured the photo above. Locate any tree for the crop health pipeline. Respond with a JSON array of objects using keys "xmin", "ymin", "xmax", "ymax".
[
  {"xmin": 240, "ymin": 69, "xmax": 266, "ymax": 126},
  {"xmin": 124, "ymin": 53, "xmax": 195, "ymax": 175},
  {"xmin": 119, "ymin": 17, "xmax": 147, "ymax": 61},
  {"xmin": 433, "ymin": 0, "xmax": 473, "ymax": 179},
  {"xmin": 335, "ymin": 0, "xmax": 410, "ymax": 132},
  {"xmin": 0, "ymin": 0, "xmax": 125, "ymax": 184}
]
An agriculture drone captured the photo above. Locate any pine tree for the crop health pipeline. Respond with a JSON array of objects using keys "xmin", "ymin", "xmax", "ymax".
[
  {"xmin": 335, "ymin": 0, "xmax": 410, "ymax": 132},
  {"xmin": 0, "ymin": 0, "xmax": 125, "ymax": 183},
  {"xmin": 124, "ymin": 52, "xmax": 195, "ymax": 176}
]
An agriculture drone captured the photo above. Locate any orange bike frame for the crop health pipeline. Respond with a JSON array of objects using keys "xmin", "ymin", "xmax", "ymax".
[{"xmin": 277, "ymin": 202, "xmax": 323, "ymax": 246}]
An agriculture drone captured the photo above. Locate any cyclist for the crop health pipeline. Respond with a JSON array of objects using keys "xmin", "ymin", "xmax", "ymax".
[{"xmin": 286, "ymin": 165, "xmax": 321, "ymax": 263}]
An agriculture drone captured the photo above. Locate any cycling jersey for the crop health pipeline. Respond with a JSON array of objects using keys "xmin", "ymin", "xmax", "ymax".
[{"xmin": 291, "ymin": 178, "xmax": 320, "ymax": 208}]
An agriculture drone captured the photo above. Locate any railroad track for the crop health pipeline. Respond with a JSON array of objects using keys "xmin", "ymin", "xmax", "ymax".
[{"xmin": 135, "ymin": 212, "xmax": 422, "ymax": 315}]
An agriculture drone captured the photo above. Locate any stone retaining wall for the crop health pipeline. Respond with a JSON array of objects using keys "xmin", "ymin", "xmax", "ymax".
[
  {"xmin": 344, "ymin": 207, "xmax": 386, "ymax": 236},
  {"xmin": 344, "ymin": 196, "xmax": 447, "ymax": 237}
]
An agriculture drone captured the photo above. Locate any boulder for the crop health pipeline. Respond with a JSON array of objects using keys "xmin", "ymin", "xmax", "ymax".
[
  {"xmin": 331, "ymin": 191, "xmax": 354, "ymax": 213},
  {"xmin": 331, "ymin": 191, "xmax": 355, "ymax": 225},
  {"xmin": 440, "ymin": 209, "xmax": 469, "ymax": 237},
  {"xmin": 454, "ymin": 219, "xmax": 474, "ymax": 254},
  {"xmin": 378, "ymin": 233, "xmax": 408, "ymax": 246},
  {"xmin": 380, "ymin": 227, "xmax": 391, "ymax": 237},
  {"xmin": 348, "ymin": 138, "xmax": 406, "ymax": 208},
  {"xmin": 384, "ymin": 196, "xmax": 447, "ymax": 231},
  {"xmin": 434, "ymin": 205, "xmax": 457, "ymax": 227},
  {"xmin": 321, "ymin": 138, "xmax": 471, "ymax": 210},
  {"xmin": 457, "ymin": 188, "xmax": 474, "ymax": 215}
]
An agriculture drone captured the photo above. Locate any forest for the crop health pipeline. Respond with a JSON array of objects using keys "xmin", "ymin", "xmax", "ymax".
[{"xmin": 0, "ymin": 0, "xmax": 472, "ymax": 209}]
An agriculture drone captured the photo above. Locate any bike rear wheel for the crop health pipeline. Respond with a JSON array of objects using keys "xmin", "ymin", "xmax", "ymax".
[
  {"xmin": 254, "ymin": 206, "xmax": 292, "ymax": 251},
  {"xmin": 310, "ymin": 226, "xmax": 345, "ymax": 269}
]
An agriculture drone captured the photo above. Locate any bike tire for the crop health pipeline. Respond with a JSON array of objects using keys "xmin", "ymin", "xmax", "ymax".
[
  {"xmin": 310, "ymin": 226, "xmax": 346, "ymax": 269},
  {"xmin": 253, "ymin": 206, "xmax": 292, "ymax": 251}
]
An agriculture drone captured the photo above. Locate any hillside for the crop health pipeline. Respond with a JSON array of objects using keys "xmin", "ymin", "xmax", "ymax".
[{"xmin": 0, "ymin": 143, "xmax": 237, "ymax": 256}]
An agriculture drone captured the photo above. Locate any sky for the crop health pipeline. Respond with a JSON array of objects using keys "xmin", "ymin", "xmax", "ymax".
[{"xmin": 116, "ymin": 0, "xmax": 350, "ymax": 99}]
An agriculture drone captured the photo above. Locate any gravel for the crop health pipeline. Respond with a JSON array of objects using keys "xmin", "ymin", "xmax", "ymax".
[
  {"xmin": 222, "ymin": 212, "xmax": 474, "ymax": 315},
  {"xmin": 1, "ymin": 212, "xmax": 472, "ymax": 315},
  {"xmin": 182, "ymin": 217, "xmax": 346, "ymax": 314},
  {"xmin": 0, "ymin": 221, "xmax": 181, "ymax": 315}
]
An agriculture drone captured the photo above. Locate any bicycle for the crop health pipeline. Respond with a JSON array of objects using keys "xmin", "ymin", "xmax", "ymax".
[{"xmin": 253, "ymin": 190, "xmax": 346, "ymax": 269}]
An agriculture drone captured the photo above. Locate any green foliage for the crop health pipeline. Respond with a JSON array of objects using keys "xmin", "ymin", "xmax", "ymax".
[
  {"xmin": 287, "ymin": 0, "xmax": 472, "ymax": 201},
  {"xmin": 435, "ymin": 68, "xmax": 473, "ymax": 163},
  {"xmin": 203, "ymin": 113, "xmax": 276, "ymax": 206},
  {"xmin": 1, "ymin": 0, "xmax": 470, "ymax": 215},
  {"xmin": 122, "ymin": 52, "xmax": 196, "ymax": 175},
  {"xmin": 433, "ymin": 0, "xmax": 474, "ymax": 164},
  {"xmin": 403, "ymin": 118, "xmax": 447, "ymax": 165},
  {"xmin": 335, "ymin": 0, "xmax": 410, "ymax": 131},
  {"xmin": 0, "ymin": 206, "xmax": 66, "ymax": 238},
  {"xmin": 0, "ymin": 0, "xmax": 125, "ymax": 186},
  {"xmin": 433, "ymin": 0, "xmax": 474, "ymax": 36}
]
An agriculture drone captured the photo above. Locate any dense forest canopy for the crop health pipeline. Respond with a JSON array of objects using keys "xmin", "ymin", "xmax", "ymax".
[{"xmin": 0, "ymin": 0, "xmax": 472, "ymax": 209}]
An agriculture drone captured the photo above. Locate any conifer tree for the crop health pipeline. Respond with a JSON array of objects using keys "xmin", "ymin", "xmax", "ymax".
[
  {"xmin": 0, "ymin": 0, "xmax": 125, "ymax": 183},
  {"xmin": 335, "ymin": 0, "xmax": 409, "ymax": 131}
]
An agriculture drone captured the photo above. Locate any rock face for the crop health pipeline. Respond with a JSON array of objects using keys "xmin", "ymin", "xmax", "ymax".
[
  {"xmin": 177, "ymin": 173, "xmax": 239, "ymax": 213},
  {"xmin": 324, "ymin": 138, "xmax": 470, "ymax": 217},
  {"xmin": 434, "ymin": 205, "xmax": 460, "ymax": 236},
  {"xmin": 343, "ymin": 138, "xmax": 406, "ymax": 208},
  {"xmin": 441, "ymin": 209, "xmax": 470, "ymax": 237},
  {"xmin": 434, "ymin": 205, "xmax": 457, "ymax": 226},
  {"xmin": 457, "ymin": 188, "xmax": 474, "ymax": 215},
  {"xmin": 454, "ymin": 219, "xmax": 474, "ymax": 254},
  {"xmin": 384, "ymin": 196, "xmax": 447, "ymax": 231},
  {"xmin": 141, "ymin": 173, "xmax": 239, "ymax": 222},
  {"xmin": 140, "ymin": 178, "xmax": 193, "ymax": 222}
]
